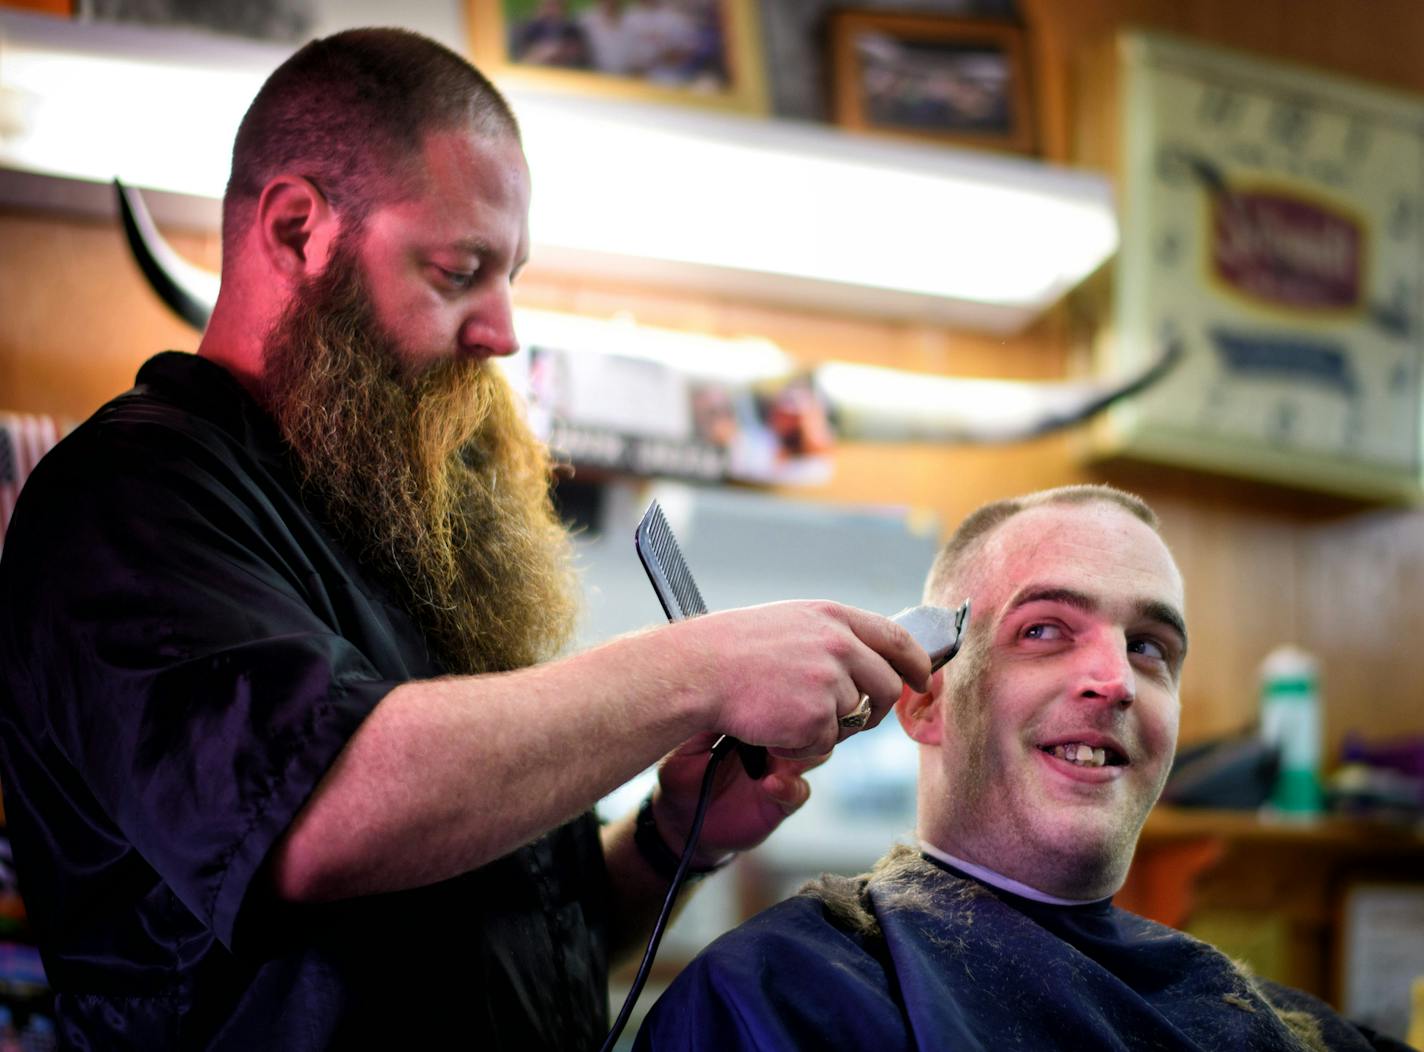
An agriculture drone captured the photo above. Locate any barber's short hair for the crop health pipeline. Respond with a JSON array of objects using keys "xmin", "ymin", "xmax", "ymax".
[
  {"xmin": 924, "ymin": 484, "xmax": 1159, "ymax": 603},
  {"xmin": 222, "ymin": 27, "xmax": 519, "ymax": 259}
]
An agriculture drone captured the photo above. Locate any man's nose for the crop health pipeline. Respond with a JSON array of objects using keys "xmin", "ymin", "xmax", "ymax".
[
  {"xmin": 1077, "ymin": 631, "xmax": 1135, "ymax": 707},
  {"xmin": 459, "ymin": 284, "xmax": 520, "ymax": 359}
]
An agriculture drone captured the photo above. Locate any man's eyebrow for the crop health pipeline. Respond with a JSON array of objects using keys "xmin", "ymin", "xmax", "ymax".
[
  {"xmin": 1007, "ymin": 585, "xmax": 1096, "ymax": 616},
  {"xmin": 446, "ymin": 237, "xmax": 494, "ymax": 257},
  {"xmin": 1007, "ymin": 585, "xmax": 1189, "ymax": 652},
  {"xmin": 1140, "ymin": 600, "xmax": 1189, "ymax": 654}
]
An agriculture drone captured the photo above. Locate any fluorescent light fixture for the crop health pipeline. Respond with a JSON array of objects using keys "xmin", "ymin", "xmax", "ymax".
[
  {"xmin": 510, "ymin": 89, "xmax": 1118, "ymax": 330},
  {"xmin": 0, "ymin": 10, "xmax": 1118, "ymax": 332},
  {"xmin": 0, "ymin": 12, "xmax": 283, "ymax": 199}
]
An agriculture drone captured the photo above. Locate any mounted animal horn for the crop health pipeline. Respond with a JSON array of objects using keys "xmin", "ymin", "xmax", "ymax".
[{"xmin": 114, "ymin": 178, "xmax": 218, "ymax": 330}]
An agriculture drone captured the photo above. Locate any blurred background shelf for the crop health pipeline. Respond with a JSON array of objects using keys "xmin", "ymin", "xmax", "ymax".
[{"xmin": 1121, "ymin": 806, "xmax": 1424, "ymax": 1012}]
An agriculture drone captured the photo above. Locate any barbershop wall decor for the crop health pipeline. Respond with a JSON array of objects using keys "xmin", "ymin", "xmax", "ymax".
[
  {"xmin": 1092, "ymin": 32, "xmax": 1424, "ymax": 502},
  {"xmin": 828, "ymin": 10, "xmax": 1035, "ymax": 154},
  {"xmin": 468, "ymin": 0, "xmax": 769, "ymax": 115}
]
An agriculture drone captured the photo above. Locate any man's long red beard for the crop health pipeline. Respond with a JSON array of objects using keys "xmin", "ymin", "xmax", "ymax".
[{"xmin": 262, "ymin": 238, "xmax": 578, "ymax": 675}]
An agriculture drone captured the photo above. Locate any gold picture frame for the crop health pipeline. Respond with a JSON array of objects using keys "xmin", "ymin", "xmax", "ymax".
[
  {"xmin": 829, "ymin": 11, "xmax": 1035, "ymax": 155},
  {"xmin": 468, "ymin": 0, "xmax": 769, "ymax": 115}
]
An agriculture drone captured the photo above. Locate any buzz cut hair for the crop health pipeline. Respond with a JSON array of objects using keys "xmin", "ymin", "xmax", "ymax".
[
  {"xmin": 222, "ymin": 27, "xmax": 519, "ymax": 262},
  {"xmin": 923, "ymin": 484, "xmax": 1159, "ymax": 604}
]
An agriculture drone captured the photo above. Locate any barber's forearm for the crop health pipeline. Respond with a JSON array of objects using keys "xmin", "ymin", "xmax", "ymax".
[
  {"xmin": 266, "ymin": 599, "xmax": 928, "ymax": 903},
  {"xmin": 267, "ymin": 627, "xmax": 709, "ymax": 903}
]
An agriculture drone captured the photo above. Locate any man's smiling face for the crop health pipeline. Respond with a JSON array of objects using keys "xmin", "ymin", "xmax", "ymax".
[{"xmin": 909, "ymin": 499, "xmax": 1187, "ymax": 899}]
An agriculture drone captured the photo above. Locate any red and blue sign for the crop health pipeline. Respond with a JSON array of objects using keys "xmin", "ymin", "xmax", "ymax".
[{"xmin": 1211, "ymin": 190, "xmax": 1363, "ymax": 310}]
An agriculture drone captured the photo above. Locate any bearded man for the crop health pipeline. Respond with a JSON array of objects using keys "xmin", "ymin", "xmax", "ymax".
[
  {"xmin": 0, "ymin": 29, "xmax": 931, "ymax": 1051},
  {"xmin": 635, "ymin": 486, "xmax": 1412, "ymax": 1052}
]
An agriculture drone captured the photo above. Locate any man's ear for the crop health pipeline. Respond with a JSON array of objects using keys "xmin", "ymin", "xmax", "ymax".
[
  {"xmin": 895, "ymin": 668, "xmax": 944, "ymax": 746},
  {"xmin": 255, "ymin": 175, "xmax": 340, "ymax": 280}
]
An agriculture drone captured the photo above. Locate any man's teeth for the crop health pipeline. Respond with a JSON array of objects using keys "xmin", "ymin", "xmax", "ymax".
[{"xmin": 1050, "ymin": 743, "xmax": 1107, "ymax": 767}]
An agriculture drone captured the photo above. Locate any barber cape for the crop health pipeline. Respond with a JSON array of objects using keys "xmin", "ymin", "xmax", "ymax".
[{"xmin": 635, "ymin": 845, "xmax": 1408, "ymax": 1051}]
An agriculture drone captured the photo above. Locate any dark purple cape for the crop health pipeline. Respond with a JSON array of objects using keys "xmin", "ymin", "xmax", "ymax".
[{"xmin": 636, "ymin": 848, "xmax": 1410, "ymax": 1051}]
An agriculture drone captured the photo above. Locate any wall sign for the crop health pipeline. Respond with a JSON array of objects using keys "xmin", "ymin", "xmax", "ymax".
[{"xmin": 1093, "ymin": 32, "xmax": 1424, "ymax": 501}]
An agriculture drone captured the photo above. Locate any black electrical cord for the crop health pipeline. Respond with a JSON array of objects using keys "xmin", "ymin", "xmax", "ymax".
[{"xmin": 597, "ymin": 734, "xmax": 737, "ymax": 1052}]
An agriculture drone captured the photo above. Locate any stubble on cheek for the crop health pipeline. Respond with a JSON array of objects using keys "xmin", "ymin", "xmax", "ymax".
[{"xmin": 939, "ymin": 636, "xmax": 996, "ymax": 826}]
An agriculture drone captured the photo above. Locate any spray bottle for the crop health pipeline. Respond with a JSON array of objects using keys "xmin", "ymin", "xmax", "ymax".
[{"xmin": 1259, "ymin": 645, "xmax": 1324, "ymax": 816}]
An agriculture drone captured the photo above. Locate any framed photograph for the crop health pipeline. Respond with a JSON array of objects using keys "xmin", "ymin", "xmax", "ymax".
[
  {"xmin": 828, "ymin": 11, "xmax": 1035, "ymax": 154},
  {"xmin": 468, "ymin": 0, "xmax": 769, "ymax": 115},
  {"xmin": 1338, "ymin": 883, "xmax": 1424, "ymax": 1042}
]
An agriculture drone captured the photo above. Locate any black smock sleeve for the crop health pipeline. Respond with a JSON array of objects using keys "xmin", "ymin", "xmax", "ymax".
[{"xmin": 2, "ymin": 398, "xmax": 403, "ymax": 954}]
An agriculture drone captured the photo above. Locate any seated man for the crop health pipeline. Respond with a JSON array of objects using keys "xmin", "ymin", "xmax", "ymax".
[{"xmin": 636, "ymin": 485, "xmax": 1411, "ymax": 1052}]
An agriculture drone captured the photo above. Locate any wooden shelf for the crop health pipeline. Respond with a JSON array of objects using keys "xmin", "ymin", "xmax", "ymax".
[
  {"xmin": 1122, "ymin": 806, "xmax": 1424, "ymax": 1003},
  {"xmin": 1141, "ymin": 806, "xmax": 1424, "ymax": 850}
]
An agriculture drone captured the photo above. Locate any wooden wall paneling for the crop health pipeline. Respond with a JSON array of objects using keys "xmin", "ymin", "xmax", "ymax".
[
  {"xmin": 1296, "ymin": 506, "xmax": 1424, "ymax": 762},
  {"xmin": 1141, "ymin": 480, "xmax": 1304, "ymax": 743},
  {"xmin": 792, "ymin": 433, "xmax": 1081, "ymax": 531},
  {"xmin": 1027, "ymin": 0, "xmax": 1424, "ymax": 113},
  {"xmin": 0, "ymin": 209, "xmax": 214, "ymax": 421}
]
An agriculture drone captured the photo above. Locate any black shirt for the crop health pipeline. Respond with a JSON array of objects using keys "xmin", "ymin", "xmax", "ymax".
[{"xmin": 0, "ymin": 352, "xmax": 610, "ymax": 1050}]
